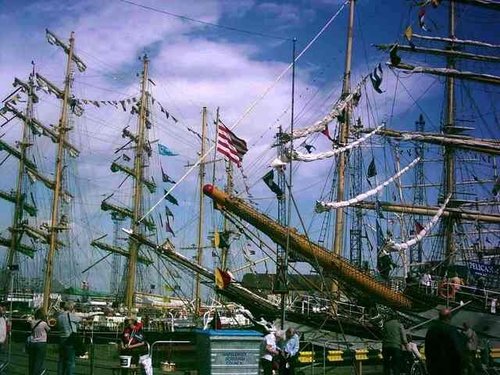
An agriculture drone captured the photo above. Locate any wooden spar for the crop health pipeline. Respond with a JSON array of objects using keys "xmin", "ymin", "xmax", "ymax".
[
  {"xmin": 375, "ymin": 44, "xmax": 500, "ymax": 64},
  {"xmin": 353, "ymin": 201, "xmax": 500, "ymax": 224},
  {"xmin": 42, "ymin": 32, "xmax": 77, "ymax": 314},
  {"xmin": 448, "ymin": 0, "xmax": 500, "ymax": 10},
  {"xmin": 387, "ymin": 62, "xmax": 500, "ymax": 85},
  {"xmin": 360, "ymin": 128, "xmax": 500, "ymax": 155},
  {"xmin": 203, "ymin": 184, "xmax": 414, "ymax": 310},
  {"xmin": 125, "ymin": 232, "xmax": 281, "ymax": 314},
  {"xmin": 90, "ymin": 240, "xmax": 153, "ymax": 265},
  {"xmin": 411, "ymin": 33, "xmax": 500, "ymax": 49},
  {"xmin": 124, "ymin": 55, "xmax": 149, "ymax": 311},
  {"xmin": 194, "ymin": 107, "xmax": 208, "ymax": 315}
]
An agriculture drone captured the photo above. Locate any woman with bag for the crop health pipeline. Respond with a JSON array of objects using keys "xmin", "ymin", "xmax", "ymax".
[{"xmin": 28, "ymin": 309, "xmax": 50, "ymax": 375}]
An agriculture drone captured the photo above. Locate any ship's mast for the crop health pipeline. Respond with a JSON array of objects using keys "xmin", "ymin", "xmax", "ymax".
[
  {"xmin": 124, "ymin": 55, "xmax": 149, "ymax": 311},
  {"xmin": 194, "ymin": 106, "xmax": 208, "ymax": 315},
  {"xmin": 5, "ymin": 69, "xmax": 36, "ymax": 293},
  {"xmin": 332, "ymin": 0, "xmax": 355, "ymax": 256},
  {"xmin": 221, "ymin": 123, "xmax": 233, "ymax": 271},
  {"xmin": 443, "ymin": 0, "xmax": 457, "ymax": 265},
  {"xmin": 42, "ymin": 33, "xmax": 76, "ymax": 314}
]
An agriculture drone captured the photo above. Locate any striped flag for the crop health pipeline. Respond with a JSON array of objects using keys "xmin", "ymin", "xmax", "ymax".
[{"xmin": 216, "ymin": 121, "xmax": 248, "ymax": 167}]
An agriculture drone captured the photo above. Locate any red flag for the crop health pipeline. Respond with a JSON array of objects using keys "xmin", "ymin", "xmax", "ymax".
[
  {"xmin": 214, "ymin": 268, "xmax": 232, "ymax": 289},
  {"xmin": 216, "ymin": 121, "xmax": 248, "ymax": 167},
  {"xmin": 321, "ymin": 125, "xmax": 334, "ymax": 141},
  {"xmin": 415, "ymin": 221, "xmax": 424, "ymax": 233}
]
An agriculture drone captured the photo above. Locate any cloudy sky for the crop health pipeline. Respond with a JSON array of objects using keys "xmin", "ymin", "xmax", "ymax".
[{"xmin": 0, "ymin": 0, "xmax": 498, "ymax": 297}]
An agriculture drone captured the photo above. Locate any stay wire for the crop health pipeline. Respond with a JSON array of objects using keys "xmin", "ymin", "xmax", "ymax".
[
  {"xmin": 138, "ymin": 1, "xmax": 349, "ymax": 224},
  {"xmin": 119, "ymin": 0, "xmax": 290, "ymax": 41}
]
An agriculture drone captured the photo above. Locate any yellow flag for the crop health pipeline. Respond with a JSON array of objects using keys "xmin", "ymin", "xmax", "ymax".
[
  {"xmin": 213, "ymin": 231, "xmax": 220, "ymax": 248},
  {"xmin": 214, "ymin": 268, "xmax": 224, "ymax": 289},
  {"xmin": 404, "ymin": 26, "xmax": 413, "ymax": 42}
]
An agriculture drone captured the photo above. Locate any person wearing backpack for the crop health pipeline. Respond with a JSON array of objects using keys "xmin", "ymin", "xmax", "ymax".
[
  {"xmin": 56, "ymin": 302, "xmax": 81, "ymax": 375},
  {"xmin": 28, "ymin": 309, "xmax": 50, "ymax": 375}
]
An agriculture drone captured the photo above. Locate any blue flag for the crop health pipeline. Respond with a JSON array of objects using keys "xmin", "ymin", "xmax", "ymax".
[{"xmin": 158, "ymin": 144, "xmax": 178, "ymax": 156}]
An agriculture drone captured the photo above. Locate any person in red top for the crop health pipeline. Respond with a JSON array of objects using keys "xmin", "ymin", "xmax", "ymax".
[{"xmin": 120, "ymin": 316, "xmax": 152, "ymax": 375}]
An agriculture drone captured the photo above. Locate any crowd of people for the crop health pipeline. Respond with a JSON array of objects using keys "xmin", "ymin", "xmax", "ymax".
[
  {"xmin": 382, "ymin": 308, "xmax": 484, "ymax": 375},
  {"xmin": 260, "ymin": 327, "xmax": 300, "ymax": 375},
  {"xmin": 0, "ymin": 299, "xmax": 494, "ymax": 375}
]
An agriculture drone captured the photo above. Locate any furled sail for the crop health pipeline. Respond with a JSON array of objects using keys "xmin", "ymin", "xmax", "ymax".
[
  {"xmin": 315, "ymin": 157, "xmax": 420, "ymax": 210},
  {"xmin": 281, "ymin": 76, "xmax": 367, "ymax": 141},
  {"xmin": 388, "ymin": 194, "xmax": 451, "ymax": 251},
  {"xmin": 291, "ymin": 124, "xmax": 383, "ymax": 162}
]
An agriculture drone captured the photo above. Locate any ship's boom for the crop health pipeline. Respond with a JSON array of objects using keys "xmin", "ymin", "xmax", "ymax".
[{"xmin": 203, "ymin": 184, "xmax": 414, "ymax": 310}]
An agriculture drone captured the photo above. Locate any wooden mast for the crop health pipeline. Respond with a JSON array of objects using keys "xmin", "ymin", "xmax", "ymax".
[
  {"xmin": 443, "ymin": 0, "xmax": 457, "ymax": 265},
  {"xmin": 194, "ymin": 106, "xmax": 208, "ymax": 315},
  {"xmin": 221, "ymin": 114, "xmax": 233, "ymax": 271},
  {"xmin": 5, "ymin": 69, "xmax": 36, "ymax": 293},
  {"xmin": 42, "ymin": 33, "xmax": 76, "ymax": 314},
  {"xmin": 124, "ymin": 54, "xmax": 149, "ymax": 311},
  {"xmin": 332, "ymin": 0, "xmax": 355, "ymax": 256}
]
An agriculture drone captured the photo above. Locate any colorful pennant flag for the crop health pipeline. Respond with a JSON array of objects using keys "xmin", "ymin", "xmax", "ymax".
[
  {"xmin": 165, "ymin": 205, "xmax": 174, "ymax": 218},
  {"xmin": 214, "ymin": 268, "xmax": 232, "ymax": 289},
  {"xmin": 158, "ymin": 144, "xmax": 178, "ymax": 156},
  {"xmin": 164, "ymin": 190, "xmax": 179, "ymax": 206},
  {"xmin": 367, "ymin": 158, "xmax": 377, "ymax": 178},
  {"xmin": 404, "ymin": 26, "xmax": 416, "ymax": 49},
  {"xmin": 370, "ymin": 64, "xmax": 384, "ymax": 93},
  {"xmin": 161, "ymin": 166, "xmax": 176, "ymax": 184},
  {"xmin": 415, "ymin": 220, "xmax": 424, "ymax": 233},
  {"xmin": 165, "ymin": 216, "xmax": 175, "ymax": 236},
  {"xmin": 216, "ymin": 121, "xmax": 248, "ymax": 167},
  {"xmin": 321, "ymin": 124, "xmax": 334, "ymax": 141},
  {"xmin": 418, "ymin": 7, "xmax": 429, "ymax": 31}
]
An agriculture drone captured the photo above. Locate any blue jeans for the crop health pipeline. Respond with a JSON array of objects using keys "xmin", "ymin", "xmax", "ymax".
[{"xmin": 57, "ymin": 339, "xmax": 75, "ymax": 375}]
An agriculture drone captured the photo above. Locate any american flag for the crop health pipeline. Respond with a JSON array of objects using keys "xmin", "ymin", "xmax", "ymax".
[{"xmin": 216, "ymin": 121, "xmax": 248, "ymax": 167}]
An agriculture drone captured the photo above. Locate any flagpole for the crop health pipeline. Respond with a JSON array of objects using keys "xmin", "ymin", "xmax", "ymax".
[
  {"xmin": 211, "ymin": 107, "xmax": 219, "ymax": 187},
  {"xmin": 281, "ymin": 37, "xmax": 297, "ymax": 329},
  {"xmin": 194, "ymin": 107, "xmax": 208, "ymax": 316}
]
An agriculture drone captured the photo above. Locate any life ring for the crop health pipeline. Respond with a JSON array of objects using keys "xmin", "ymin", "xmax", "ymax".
[
  {"xmin": 48, "ymin": 318, "xmax": 57, "ymax": 327},
  {"xmin": 438, "ymin": 281, "xmax": 455, "ymax": 299}
]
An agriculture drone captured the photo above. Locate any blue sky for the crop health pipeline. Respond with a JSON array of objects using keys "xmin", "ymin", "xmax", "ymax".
[{"xmin": 0, "ymin": 0, "xmax": 498, "ymax": 296}]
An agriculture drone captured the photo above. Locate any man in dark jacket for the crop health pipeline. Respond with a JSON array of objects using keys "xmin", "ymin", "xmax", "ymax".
[
  {"xmin": 382, "ymin": 315, "xmax": 407, "ymax": 375},
  {"xmin": 425, "ymin": 308, "xmax": 464, "ymax": 375}
]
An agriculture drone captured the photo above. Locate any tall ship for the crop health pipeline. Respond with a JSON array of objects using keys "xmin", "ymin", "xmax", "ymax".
[
  {"xmin": 131, "ymin": 0, "xmax": 500, "ymax": 344},
  {"xmin": 0, "ymin": 0, "xmax": 498, "ymax": 354}
]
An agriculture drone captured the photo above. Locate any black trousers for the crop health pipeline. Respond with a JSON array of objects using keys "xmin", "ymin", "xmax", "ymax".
[
  {"xmin": 382, "ymin": 346, "xmax": 402, "ymax": 375},
  {"xmin": 260, "ymin": 358, "xmax": 273, "ymax": 375},
  {"xmin": 28, "ymin": 342, "xmax": 47, "ymax": 375}
]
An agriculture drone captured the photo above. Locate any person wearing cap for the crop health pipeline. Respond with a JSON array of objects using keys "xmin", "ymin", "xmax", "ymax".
[
  {"xmin": 425, "ymin": 308, "xmax": 464, "ymax": 375},
  {"xmin": 120, "ymin": 316, "xmax": 152, "ymax": 375},
  {"xmin": 260, "ymin": 329, "xmax": 280, "ymax": 375}
]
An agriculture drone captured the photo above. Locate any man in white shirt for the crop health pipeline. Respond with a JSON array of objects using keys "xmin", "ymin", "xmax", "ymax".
[
  {"xmin": 420, "ymin": 272, "xmax": 432, "ymax": 294},
  {"xmin": 260, "ymin": 329, "xmax": 279, "ymax": 375},
  {"xmin": 0, "ymin": 305, "xmax": 7, "ymax": 364}
]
